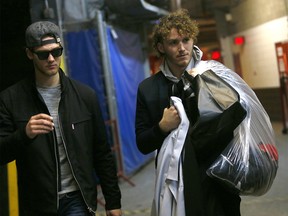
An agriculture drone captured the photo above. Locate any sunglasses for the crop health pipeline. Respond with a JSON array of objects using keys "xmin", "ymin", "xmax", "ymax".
[{"xmin": 31, "ymin": 47, "xmax": 63, "ymax": 60}]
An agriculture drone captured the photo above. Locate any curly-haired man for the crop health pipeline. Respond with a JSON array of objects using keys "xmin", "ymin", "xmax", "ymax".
[{"xmin": 135, "ymin": 9, "xmax": 242, "ymax": 216}]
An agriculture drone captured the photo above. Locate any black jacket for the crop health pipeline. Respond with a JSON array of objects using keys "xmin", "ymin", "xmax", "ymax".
[
  {"xmin": 0, "ymin": 70, "xmax": 121, "ymax": 214},
  {"xmin": 135, "ymin": 71, "xmax": 242, "ymax": 216}
]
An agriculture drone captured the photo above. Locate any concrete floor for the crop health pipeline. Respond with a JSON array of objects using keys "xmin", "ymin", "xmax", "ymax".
[{"xmin": 96, "ymin": 122, "xmax": 288, "ymax": 216}]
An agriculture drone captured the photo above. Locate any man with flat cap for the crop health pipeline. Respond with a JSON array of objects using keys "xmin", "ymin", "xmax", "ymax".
[{"xmin": 0, "ymin": 21, "xmax": 122, "ymax": 216}]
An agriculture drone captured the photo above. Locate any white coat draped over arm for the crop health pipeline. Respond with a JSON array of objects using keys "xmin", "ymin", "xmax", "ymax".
[{"xmin": 151, "ymin": 96, "xmax": 190, "ymax": 216}]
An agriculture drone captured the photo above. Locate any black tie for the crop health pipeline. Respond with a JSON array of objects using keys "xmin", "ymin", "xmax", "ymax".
[{"xmin": 172, "ymin": 80, "xmax": 184, "ymax": 97}]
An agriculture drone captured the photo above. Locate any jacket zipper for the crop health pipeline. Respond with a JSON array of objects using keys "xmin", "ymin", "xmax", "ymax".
[
  {"xmin": 52, "ymin": 130, "xmax": 60, "ymax": 209},
  {"xmin": 57, "ymin": 115, "xmax": 96, "ymax": 214},
  {"xmin": 36, "ymin": 93, "xmax": 60, "ymax": 210}
]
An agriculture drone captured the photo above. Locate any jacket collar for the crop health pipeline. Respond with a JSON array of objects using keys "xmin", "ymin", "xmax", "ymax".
[
  {"xmin": 58, "ymin": 68, "xmax": 68, "ymax": 92},
  {"xmin": 26, "ymin": 68, "xmax": 68, "ymax": 93}
]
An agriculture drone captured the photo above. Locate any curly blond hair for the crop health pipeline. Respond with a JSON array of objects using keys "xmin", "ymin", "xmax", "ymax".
[{"xmin": 152, "ymin": 9, "xmax": 199, "ymax": 56}]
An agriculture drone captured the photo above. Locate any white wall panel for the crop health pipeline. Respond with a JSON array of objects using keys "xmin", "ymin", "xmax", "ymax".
[{"xmin": 233, "ymin": 16, "xmax": 288, "ymax": 89}]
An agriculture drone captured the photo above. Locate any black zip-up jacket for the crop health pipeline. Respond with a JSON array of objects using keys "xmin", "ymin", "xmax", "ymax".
[{"xmin": 0, "ymin": 70, "xmax": 121, "ymax": 214}]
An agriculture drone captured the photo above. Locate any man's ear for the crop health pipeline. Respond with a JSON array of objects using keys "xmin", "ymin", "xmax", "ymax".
[
  {"xmin": 26, "ymin": 48, "xmax": 33, "ymax": 60},
  {"xmin": 157, "ymin": 42, "xmax": 164, "ymax": 55}
]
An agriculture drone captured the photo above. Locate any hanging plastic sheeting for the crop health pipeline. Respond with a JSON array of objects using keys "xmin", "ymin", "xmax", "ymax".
[
  {"xmin": 62, "ymin": 0, "xmax": 104, "ymax": 22},
  {"xmin": 63, "ymin": 29, "xmax": 109, "ymax": 122},
  {"xmin": 107, "ymin": 26, "xmax": 154, "ymax": 175}
]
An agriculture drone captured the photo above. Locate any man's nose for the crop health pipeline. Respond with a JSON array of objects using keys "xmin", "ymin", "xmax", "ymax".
[
  {"xmin": 47, "ymin": 53, "xmax": 55, "ymax": 61},
  {"xmin": 178, "ymin": 42, "xmax": 185, "ymax": 51}
]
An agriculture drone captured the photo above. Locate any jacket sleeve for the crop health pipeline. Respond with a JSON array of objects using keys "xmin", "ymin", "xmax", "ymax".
[
  {"xmin": 135, "ymin": 84, "xmax": 168, "ymax": 155},
  {"xmin": 0, "ymin": 96, "xmax": 31, "ymax": 165}
]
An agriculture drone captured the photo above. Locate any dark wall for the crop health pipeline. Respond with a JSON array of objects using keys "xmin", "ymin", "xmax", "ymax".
[
  {"xmin": 0, "ymin": 1, "xmax": 32, "ymax": 215},
  {"xmin": 0, "ymin": 166, "xmax": 8, "ymax": 216},
  {"xmin": 0, "ymin": 0, "xmax": 33, "ymax": 92},
  {"xmin": 254, "ymin": 87, "xmax": 282, "ymax": 122}
]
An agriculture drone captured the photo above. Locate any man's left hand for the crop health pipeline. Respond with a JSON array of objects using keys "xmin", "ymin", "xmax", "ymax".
[{"xmin": 106, "ymin": 209, "xmax": 122, "ymax": 216}]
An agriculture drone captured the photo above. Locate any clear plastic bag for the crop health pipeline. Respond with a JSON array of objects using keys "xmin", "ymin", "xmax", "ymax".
[{"xmin": 206, "ymin": 67, "xmax": 279, "ymax": 196}]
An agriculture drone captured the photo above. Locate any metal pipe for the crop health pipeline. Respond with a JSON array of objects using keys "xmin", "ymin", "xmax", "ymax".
[
  {"xmin": 95, "ymin": 10, "xmax": 117, "ymax": 120},
  {"xmin": 140, "ymin": 0, "xmax": 169, "ymax": 15},
  {"xmin": 96, "ymin": 10, "xmax": 127, "ymax": 174}
]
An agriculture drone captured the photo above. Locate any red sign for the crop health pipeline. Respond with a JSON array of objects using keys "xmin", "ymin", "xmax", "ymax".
[{"xmin": 234, "ymin": 36, "xmax": 245, "ymax": 45}]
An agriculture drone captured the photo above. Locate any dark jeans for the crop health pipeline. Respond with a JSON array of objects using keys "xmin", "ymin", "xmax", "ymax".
[
  {"xmin": 21, "ymin": 191, "xmax": 93, "ymax": 216},
  {"xmin": 58, "ymin": 191, "xmax": 93, "ymax": 216}
]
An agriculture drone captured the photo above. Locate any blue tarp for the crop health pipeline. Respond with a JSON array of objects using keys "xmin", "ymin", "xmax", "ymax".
[
  {"xmin": 107, "ymin": 27, "xmax": 153, "ymax": 175},
  {"xmin": 64, "ymin": 29, "xmax": 109, "ymax": 121},
  {"xmin": 64, "ymin": 27, "xmax": 153, "ymax": 176}
]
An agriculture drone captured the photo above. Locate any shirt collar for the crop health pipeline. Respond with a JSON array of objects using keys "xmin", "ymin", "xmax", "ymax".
[{"xmin": 160, "ymin": 57, "xmax": 195, "ymax": 83}]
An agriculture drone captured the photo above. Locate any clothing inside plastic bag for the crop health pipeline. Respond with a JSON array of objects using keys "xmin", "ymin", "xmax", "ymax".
[
  {"xmin": 179, "ymin": 70, "xmax": 247, "ymax": 163},
  {"xmin": 202, "ymin": 68, "xmax": 279, "ymax": 196}
]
